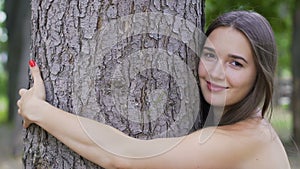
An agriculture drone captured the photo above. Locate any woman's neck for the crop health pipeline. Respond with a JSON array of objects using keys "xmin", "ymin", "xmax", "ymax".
[
  {"xmin": 212, "ymin": 106, "xmax": 226, "ymax": 125},
  {"xmin": 212, "ymin": 106, "xmax": 263, "ymax": 125}
]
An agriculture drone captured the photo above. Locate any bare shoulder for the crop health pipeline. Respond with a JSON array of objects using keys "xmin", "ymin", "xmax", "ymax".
[
  {"xmin": 213, "ymin": 118, "xmax": 291, "ymax": 169},
  {"xmin": 179, "ymin": 118, "xmax": 291, "ymax": 169},
  {"xmin": 128, "ymin": 118, "xmax": 290, "ymax": 169}
]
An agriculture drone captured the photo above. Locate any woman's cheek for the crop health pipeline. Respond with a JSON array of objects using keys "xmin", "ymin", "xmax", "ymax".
[{"xmin": 198, "ymin": 60, "xmax": 207, "ymax": 78}]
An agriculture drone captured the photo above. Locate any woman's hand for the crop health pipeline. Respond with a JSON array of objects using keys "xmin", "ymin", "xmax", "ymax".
[{"xmin": 17, "ymin": 60, "xmax": 46, "ymax": 128}]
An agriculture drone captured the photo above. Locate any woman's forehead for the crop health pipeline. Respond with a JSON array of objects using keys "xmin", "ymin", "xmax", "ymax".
[{"xmin": 204, "ymin": 27, "xmax": 253, "ymax": 58}]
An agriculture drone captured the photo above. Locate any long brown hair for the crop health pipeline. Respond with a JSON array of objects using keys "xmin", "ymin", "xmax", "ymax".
[{"xmin": 203, "ymin": 10, "xmax": 277, "ymax": 126}]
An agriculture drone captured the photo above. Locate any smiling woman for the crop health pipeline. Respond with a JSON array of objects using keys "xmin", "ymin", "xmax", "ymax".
[
  {"xmin": 199, "ymin": 26, "xmax": 257, "ymax": 113},
  {"xmin": 203, "ymin": 11, "xmax": 278, "ymax": 126},
  {"xmin": 17, "ymin": 10, "xmax": 291, "ymax": 169}
]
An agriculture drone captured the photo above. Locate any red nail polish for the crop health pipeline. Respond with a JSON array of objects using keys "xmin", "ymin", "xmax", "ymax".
[{"xmin": 29, "ymin": 60, "xmax": 36, "ymax": 67}]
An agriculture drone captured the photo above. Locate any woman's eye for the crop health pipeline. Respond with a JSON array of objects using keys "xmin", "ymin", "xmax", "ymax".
[
  {"xmin": 202, "ymin": 52, "xmax": 217, "ymax": 61},
  {"xmin": 231, "ymin": 61, "xmax": 243, "ymax": 67}
]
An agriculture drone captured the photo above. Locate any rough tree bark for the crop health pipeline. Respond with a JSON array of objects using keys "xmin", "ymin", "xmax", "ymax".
[
  {"xmin": 25, "ymin": 0, "xmax": 205, "ymax": 168},
  {"xmin": 292, "ymin": 0, "xmax": 300, "ymax": 148}
]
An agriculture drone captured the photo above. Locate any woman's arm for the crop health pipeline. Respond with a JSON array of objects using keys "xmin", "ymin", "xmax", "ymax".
[
  {"xmin": 30, "ymin": 99, "xmax": 184, "ymax": 168},
  {"xmin": 29, "ymin": 100, "xmax": 124, "ymax": 168},
  {"xmin": 21, "ymin": 99, "xmax": 244, "ymax": 169},
  {"xmin": 17, "ymin": 61, "xmax": 260, "ymax": 169},
  {"xmin": 17, "ymin": 61, "xmax": 185, "ymax": 168}
]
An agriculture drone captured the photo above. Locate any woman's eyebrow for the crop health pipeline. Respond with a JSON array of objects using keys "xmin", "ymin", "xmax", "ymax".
[
  {"xmin": 228, "ymin": 54, "xmax": 248, "ymax": 64},
  {"xmin": 203, "ymin": 46, "xmax": 216, "ymax": 53}
]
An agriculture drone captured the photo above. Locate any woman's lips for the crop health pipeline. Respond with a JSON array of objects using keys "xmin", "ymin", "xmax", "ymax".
[{"xmin": 206, "ymin": 81, "xmax": 228, "ymax": 92}]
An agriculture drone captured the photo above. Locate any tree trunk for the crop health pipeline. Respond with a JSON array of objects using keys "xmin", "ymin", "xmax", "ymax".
[
  {"xmin": 25, "ymin": 0, "xmax": 205, "ymax": 168},
  {"xmin": 292, "ymin": 0, "xmax": 300, "ymax": 148}
]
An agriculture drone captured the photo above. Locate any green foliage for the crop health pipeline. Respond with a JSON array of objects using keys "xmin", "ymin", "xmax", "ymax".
[
  {"xmin": 0, "ymin": 0, "xmax": 7, "ymax": 123},
  {"xmin": 205, "ymin": 0, "xmax": 293, "ymax": 71},
  {"xmin": 0, "ymin": 64, "xmax": 6, "ymax": 94},
  {"xmin": 0, "ymin": 63, "xmax": 7, "ymax": 123},
  {"xmin": 0, "ymin": 0, "xmax": 6, "ymax": 52},
  {"xmin": 0, "ymin": 96, "xmax": 8, "ymax": 123}
]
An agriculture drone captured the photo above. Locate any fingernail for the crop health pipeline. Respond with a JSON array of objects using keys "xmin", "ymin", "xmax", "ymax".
[{"xmin": 29, "ymin": 60, "xmax": 36, "ymax": 67}]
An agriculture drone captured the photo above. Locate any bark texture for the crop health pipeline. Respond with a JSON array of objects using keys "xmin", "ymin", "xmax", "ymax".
[{"xmin": 25, "ymin": 0, "xmax": 204, "ymax": 168}]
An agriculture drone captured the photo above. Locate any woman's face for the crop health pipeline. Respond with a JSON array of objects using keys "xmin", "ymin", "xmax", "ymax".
[{"xmin": 198, "ymin": 26, "xmax": 257, "ymax": 107}]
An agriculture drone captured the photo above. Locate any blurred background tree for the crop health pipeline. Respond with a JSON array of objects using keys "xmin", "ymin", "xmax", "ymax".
[
  {"xmin": 292, "ymin": 0, "xmax": 300, "ymax": 148},
  {"xmin": 2, "ymin": 0, "xmax": 30, "ymax": 160},
  {"xmin": 5, "ymin": 0, "xmax": 30, "ymax": 123}
]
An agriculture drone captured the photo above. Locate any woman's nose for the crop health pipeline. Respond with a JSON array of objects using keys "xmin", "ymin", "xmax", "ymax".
[{"xmin": 208, "ymin": 60, "xmax": 225, "ymax": 80}]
